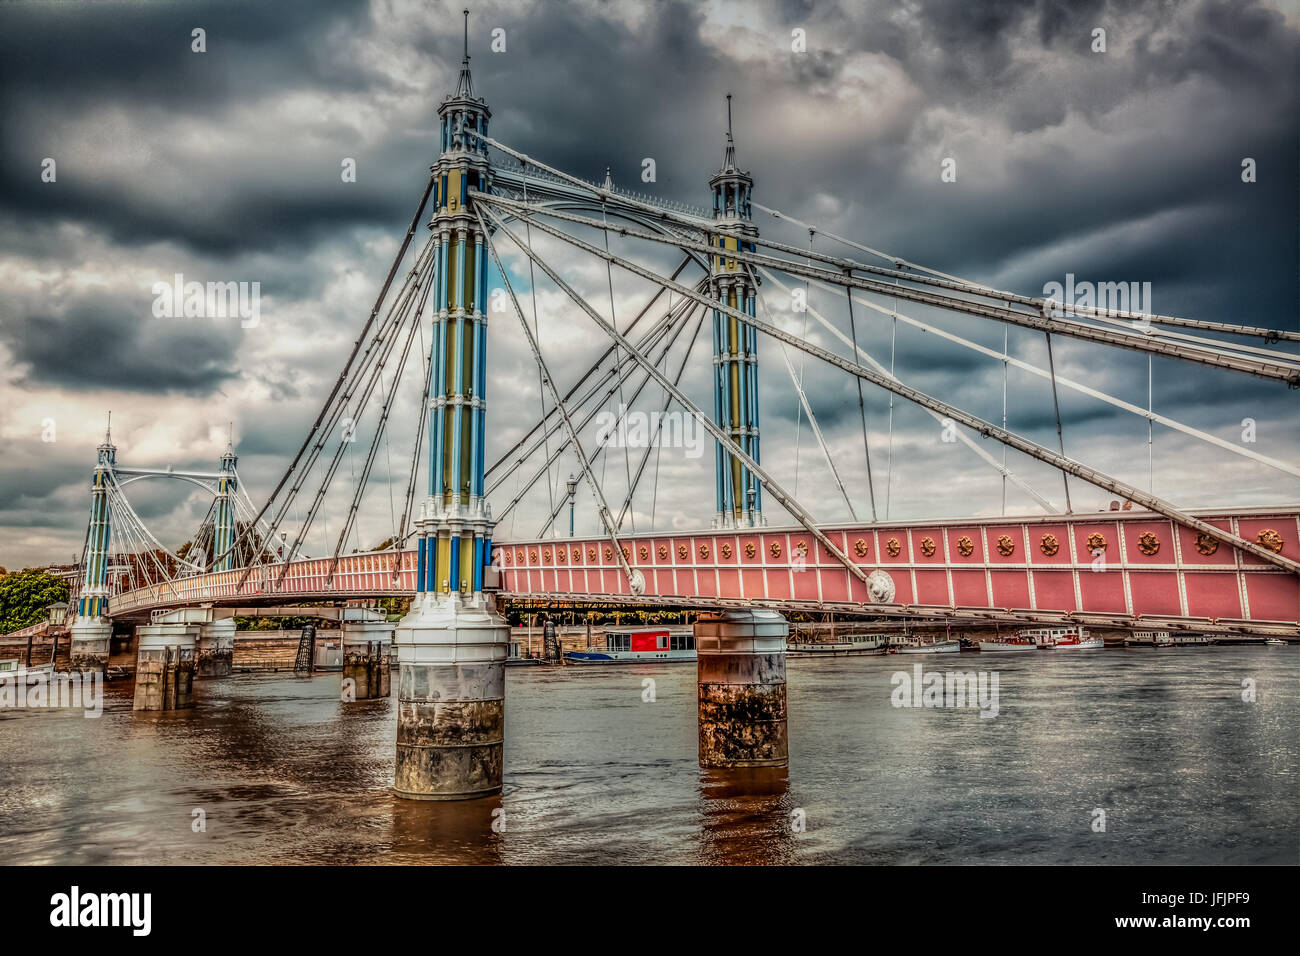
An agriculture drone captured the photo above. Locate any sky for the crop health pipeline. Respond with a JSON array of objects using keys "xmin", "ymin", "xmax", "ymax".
[{"xmin": 0, "ymin": 0, "xmax": 1297, "ymax": 571}]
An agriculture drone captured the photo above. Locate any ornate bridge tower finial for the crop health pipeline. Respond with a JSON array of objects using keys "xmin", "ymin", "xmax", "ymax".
[{"xmin": 708, "ymin": 94, "xmax": 762, "ymax": 529}]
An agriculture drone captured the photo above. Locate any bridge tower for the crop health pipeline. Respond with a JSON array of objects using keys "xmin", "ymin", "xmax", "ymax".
[
  {"xmin": 68, "ymin": 423, "xmax": 116, "ymax": 672},
  {"xmin": 212, "ymin": 440, "xmax": 238, "ymax": 572},
  {"xmin": 709, "ymin": 95, "xmax": 763, "ymax": 530},
  {"xmin": 392, "ymin": 11, "xmax": 509, "ymax": 800},
  {"xmin": 696, "ymin": 98, "xmax": 788, "ymax": 770}
]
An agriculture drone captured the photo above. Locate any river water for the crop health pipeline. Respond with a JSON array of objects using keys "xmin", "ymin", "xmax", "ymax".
[{"xmin": 1, "ymin": 646, "xmax": 1296, "ymax": 865}]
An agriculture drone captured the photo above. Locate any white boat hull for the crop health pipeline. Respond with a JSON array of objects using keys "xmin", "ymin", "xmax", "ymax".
[
  {"xmin": 895, "ymin": 640, "xmax": 960, "ymax": 654},
  {"xmin": 978, "ymin": 642, "xmax": 1041, "ymax": 652},
  {"xmin": 1054, "ymin": 639, "xmax": 1104, "ymax": 649},
  {"xmin": 564, "ymin": 649, "xmax": 697, "ymax": 664}
]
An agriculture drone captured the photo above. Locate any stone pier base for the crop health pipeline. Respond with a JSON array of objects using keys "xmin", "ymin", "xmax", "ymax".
[
  {"xmin": 196, "ymin": 619, "xmax": 235, "ymax": 678},
  {"xmin": 695, "ymin": 608, "xmax": 789, "ymax": 768},
  {"xmin": 133, "ymin": 623, "xmax": 197, "ymax": 711},
  {"xmin": 392, "ymin": 594, "xmax": 509, "ymax": 800},
  {"xmin": 342, "ymin": 620, "xmax": 393, "ymax": 700},
  {"xmin": 67, "ymin": 618, "xmax": 112, "ymax": 674}
]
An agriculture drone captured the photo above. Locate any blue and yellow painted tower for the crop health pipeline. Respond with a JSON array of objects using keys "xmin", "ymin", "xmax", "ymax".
[
  {"xmin": 709, "ymin": 96, "xmax": 762, "ymax": 528},
  {"xmin": 76, "ymin": 425, "xmax": 116, "ymax": 620},
  {"xmin": 414, "ymin": 16, "xmax": 496, "ymax": 601},
  {"xmin": 393, "ymin": 13, "xmax": 510, "ymax": 801},
  {"xmin": 212, "ymin": 441, "xmax": 238, "ymax": 572},
  {"xmin": 68, "ymin": 422, "xmax": 117, "ymax": 671}
]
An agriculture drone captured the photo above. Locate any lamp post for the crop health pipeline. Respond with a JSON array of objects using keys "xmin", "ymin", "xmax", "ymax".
[{"xmin": 566, "ymin": 473, "xmax": 578, "ymax": 537}]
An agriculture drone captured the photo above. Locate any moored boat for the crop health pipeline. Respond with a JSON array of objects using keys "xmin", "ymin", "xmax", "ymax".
[
  {"xmin": 888, "ymin": 634, "xmax": 960, "ymax": 654},
  {"xmin": 1129, "ymin": 629, "xmax": 1174, "ymax": 647},
  {"xmin": 977, "ymin": 635, "xmax": 1041, "ymax": 652},
  {"xmin": 565, "ymin": 627, "xmax": 696, "ymax": 663},
  {"xmin": 788, "ymin": 634, "xmax": 888, "ymax": 657},
  {"xmin": 1040, "ymin": 626, "xmax": 1101, "ymax": 649}
]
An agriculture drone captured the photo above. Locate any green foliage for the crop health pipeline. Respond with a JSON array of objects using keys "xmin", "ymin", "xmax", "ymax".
[
  {"xmin": 0, "ymin": 568, "xmax": 70, "ymax": 634},
  {"xmin": 233, "ymin": 615, "xmax": 337, "ymax": 632}
]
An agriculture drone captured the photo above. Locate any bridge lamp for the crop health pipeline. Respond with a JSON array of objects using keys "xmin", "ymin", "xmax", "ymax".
[{"xmin": 566, "ymin": 474, "xmax": 579, "ymax": 537}]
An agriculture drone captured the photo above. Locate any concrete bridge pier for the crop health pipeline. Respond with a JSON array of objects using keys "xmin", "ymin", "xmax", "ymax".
[
  {"xmin": 695, "ymin": 608, "xmax": 789, "ymax": 768},
  {"xmin": 392, "ymin": 594, "xmax": 509, "ymax": 800},
  {"xmin": 342, "ymin": 616, "xmax": 393, "ymax": 700},
  {"xmin": 196, "ymin": 618, "xmax": 235, "ymax": 678},
  {"xmin": 133, "ymin": 623, "xmax": 198, "ymax": 711},
  {"xmin": 67, "ymin": 619, "xmax": 112, "ymax": 673}
]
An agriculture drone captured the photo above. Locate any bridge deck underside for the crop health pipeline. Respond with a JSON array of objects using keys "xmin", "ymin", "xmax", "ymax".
[{"xmin": 107, "ymin": 510, "xmax": 1299, "ymax": 635}]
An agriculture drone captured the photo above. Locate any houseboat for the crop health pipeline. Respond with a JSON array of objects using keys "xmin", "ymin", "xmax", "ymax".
[
  {"xmin": 787, "ymin": 634, "xmax": 889, "ymax": 657},
  {"xmin": 888, "ymin": 634, "xmax": 960, "ymax": 654},
  {"xmin": 1035, "ymin": 626, "xmax": 1101, "ymax": 649},
  {"xmin": 565, "ymin": 627, "xmax": 696, "ymax": 663},
  {"xmin": 1129, "ymin": 629, "xmax": 1175, "ymax": 647},
  {"xmin": 977, "ymin": 629, "xmax": 1081, "ymax": 650}
]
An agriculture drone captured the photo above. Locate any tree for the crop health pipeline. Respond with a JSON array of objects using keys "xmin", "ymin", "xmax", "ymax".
[{"xmin": 0, "ymin": 568, "xmax": 70, "ymax": 634}]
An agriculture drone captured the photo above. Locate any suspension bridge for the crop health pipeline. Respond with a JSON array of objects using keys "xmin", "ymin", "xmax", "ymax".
[{"xmin": 20, "ymin": 14, "xmax": 1299, "ymax": 798}]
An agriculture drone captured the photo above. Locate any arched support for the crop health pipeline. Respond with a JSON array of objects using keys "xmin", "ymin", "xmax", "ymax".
[{"xmin": 695, "ymin": 608, "xmax": 789, "ymax": 768}]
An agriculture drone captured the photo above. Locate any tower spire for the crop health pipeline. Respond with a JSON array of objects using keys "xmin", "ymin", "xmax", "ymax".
[
  {"xmin": 723, "ymin": 93, "xmax": 736, "ymax": 171},
  {"xmin": 455, "ymin": 9, "xmax": 474, "ymax": 98}
]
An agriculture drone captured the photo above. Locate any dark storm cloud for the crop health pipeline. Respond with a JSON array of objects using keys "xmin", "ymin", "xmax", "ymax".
[
  {"xmin": 0, "ymin": 0, "xmax": 1296, "ymax": 569},
  {"xmin": 0, "ymin": 297, "xmax": 242, "ymax": 394}
]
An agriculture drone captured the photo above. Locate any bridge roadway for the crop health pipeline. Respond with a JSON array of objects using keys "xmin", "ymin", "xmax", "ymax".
[{"xmin": 105, "ymin": 508, "xmax": 1300, "ymax": 636}]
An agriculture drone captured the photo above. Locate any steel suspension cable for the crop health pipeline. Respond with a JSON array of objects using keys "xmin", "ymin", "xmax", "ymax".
[
  {"xmin": 484, "ymin": 257, "xmax": 693, "ymax": 480},
  {"xmin": 496, "ymin": 200, "xmax": 1299, "ymax": 573},
  {"xmin": 480, "ymin": 202, "xmax": 873, "ymax": 587},
  {"xmin": 466, "ymin": 132, "xmax": 1299, "ymax": 345},
  {"xmin": 478, "ymin": 207, "xmax": 645, "ymax": 595},
  {"xmin": 476, "ymin": 193, "xmax": 1299, "ymax": 384},
  {"xmin": 221, "ymin": 174, "xmax": 435, "ymax": 572}
]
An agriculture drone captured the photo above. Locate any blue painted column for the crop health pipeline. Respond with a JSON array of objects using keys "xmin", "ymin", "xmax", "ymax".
[
  {"xmin": 393, "ymin": 25, "xmax": 509, "ymax": 801},
  {"xmin": 69, "ymin": 427, "xmax": 117, "ymax": 672}
]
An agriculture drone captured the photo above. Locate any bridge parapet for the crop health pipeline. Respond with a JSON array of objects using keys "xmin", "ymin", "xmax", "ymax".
[{"xmin": 492, "ymin": 509, "xmax": 1300, "ymax": 631}]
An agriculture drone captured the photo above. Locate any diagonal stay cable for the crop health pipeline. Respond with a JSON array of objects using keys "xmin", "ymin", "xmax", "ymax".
[
  {"xmin": 225, "ymin": 174, "xmax": 435, "ymax": 580},
  {"xmin": 476, "ymin": 192, "xmax": 1300, "ymax": 385},
  {"xmin": 276, "ymin": 244, "xmax": 436, "ymax": 587},
  {"xmin": 613, "ymin": 305, "xmax": 707, "ymax": 531},
  {"xmin": 487, "ymin": 283, "xmax": 704, "ymax": 502},
  {"xmin": 481, "ymin": 202, "xmax": 872, "ymax": 588},
  {"xmin": 491, "ymin": 199, "xmax": 1299, "ymax": 574},
  {"xmin": 326, "ymin": 246, "xmax": 437, "ymax": 581},
  {"xmin": 234, "ymin": 229, "xmax": 437, "ymax": 587},
  {"xmin": 498, "ymin": 285, "xmax": 701, "ymax": 530},
  {"xmin": 469, "ymin": 131, "xmax": 1299, "ymax": 344},
  {"xmin": 477, "ymin": 207, "xmax": 644, "ymax": 595},
  {"xmin": 485, "ymin": 257, "xmax": 693, "ymax": 480}
]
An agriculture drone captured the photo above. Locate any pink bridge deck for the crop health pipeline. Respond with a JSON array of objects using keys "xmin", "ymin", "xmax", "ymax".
[{"xmin": 107, "ymin": 509, "xmax": 1299, "ymax": 634}]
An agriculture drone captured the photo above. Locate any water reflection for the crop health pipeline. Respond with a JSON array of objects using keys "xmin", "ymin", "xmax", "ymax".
[
  {"xmin": 0, "ymin": 647, "xmax": 1295, "ymax": 864},
  {"xmin": 696, "ymin": 766, "xmax": 794, "ymax": 864}
]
